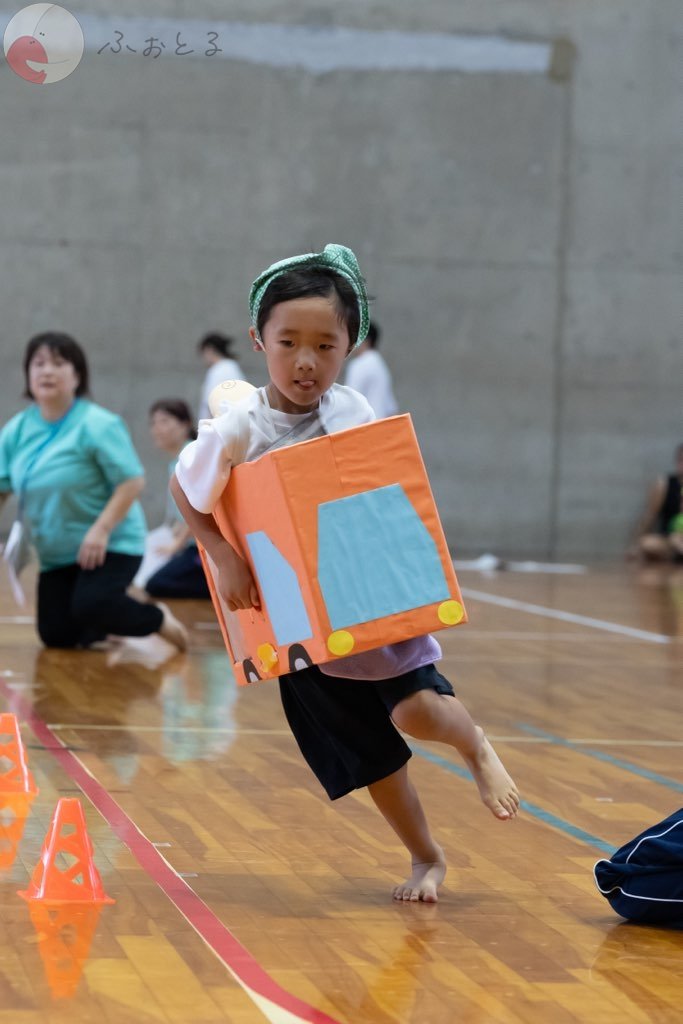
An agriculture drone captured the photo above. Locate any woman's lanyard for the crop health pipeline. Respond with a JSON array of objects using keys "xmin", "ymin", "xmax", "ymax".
[{"xmin": 17, "ymin": 401, "xmax": 79, "ymax": 515}]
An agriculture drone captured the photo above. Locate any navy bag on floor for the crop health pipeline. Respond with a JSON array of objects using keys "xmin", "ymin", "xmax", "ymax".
[{"xmin": 593, "ymin": 808, "xmax": 683, "ymax": 926}]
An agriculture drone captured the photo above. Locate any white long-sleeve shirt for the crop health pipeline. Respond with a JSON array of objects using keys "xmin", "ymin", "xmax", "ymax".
[
  {"xmin": 177, "ymin": 383, "xmax": 374, "ymax": 513},
  {"xmin": 345, "ymin": 349, "xmax": 398, "ymax": 418}
]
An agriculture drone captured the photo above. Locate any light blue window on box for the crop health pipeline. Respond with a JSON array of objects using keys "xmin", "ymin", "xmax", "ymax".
[
  {"xmin": 246, "ymin": 531, "xmax": 312, "ymax": 646},
  {"xmin": 317, "ymin": 484, "xmax": 449, "ymax": 630}
]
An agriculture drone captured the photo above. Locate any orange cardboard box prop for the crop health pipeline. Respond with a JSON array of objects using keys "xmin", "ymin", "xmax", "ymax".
[{"xmin": 201, "ymin": 414, "xmax": 466, "ymax": 686}]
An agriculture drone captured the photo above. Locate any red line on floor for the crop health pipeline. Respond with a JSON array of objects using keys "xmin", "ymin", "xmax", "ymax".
[{"xmin": 0, "ymin": 679, "xmax": 343, "ymax": 1024}]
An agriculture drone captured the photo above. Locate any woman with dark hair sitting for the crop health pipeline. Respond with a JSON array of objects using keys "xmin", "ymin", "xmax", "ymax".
[
  {"xmin": 631, "ymin": 443, "xmax": 683, "ymax": 563},
  {"xmin": 0, "ymin": 332, "xmax": 187, "ymax": 650},
  {"xmin": 143, "ymin": 398, "xmax": 210, "ymax": 599}
]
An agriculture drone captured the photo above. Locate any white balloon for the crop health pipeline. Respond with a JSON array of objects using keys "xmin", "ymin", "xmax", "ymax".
[{"xmin": 208, "ymin": 379, "xmax": 257, "ymax": 417}]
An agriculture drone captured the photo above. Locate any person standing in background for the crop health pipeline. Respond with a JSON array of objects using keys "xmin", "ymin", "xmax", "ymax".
[
  {"xmin": 344, "ymin": 320, "xmax": 398, "ymax": 419},
  {"xmin": 197, "ymin": 333, "xmax": 244, "ymax": 420}
]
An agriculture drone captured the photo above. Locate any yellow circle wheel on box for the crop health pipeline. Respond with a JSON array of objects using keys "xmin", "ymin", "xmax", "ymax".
[
  {"xmin": 257, "ymin": 643, "xmax": 279, "ymax": 672},
  {"xmin": 437, "ymin": 600, "xmax": 464, "ymax": 625},
  {"xmin": 327, "ymin": 630, "xmax": 355, "ymax": 656}
]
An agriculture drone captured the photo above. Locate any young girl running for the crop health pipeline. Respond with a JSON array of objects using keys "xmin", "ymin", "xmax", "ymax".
[{"xmin": 170, "ymin": 244, "xmax": 519, "ymax": 902}]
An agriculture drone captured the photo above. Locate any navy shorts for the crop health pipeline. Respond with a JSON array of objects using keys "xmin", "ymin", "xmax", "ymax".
[{"xmin": 278, "ymin": 662, "xmax": 455, "ymax": 800}]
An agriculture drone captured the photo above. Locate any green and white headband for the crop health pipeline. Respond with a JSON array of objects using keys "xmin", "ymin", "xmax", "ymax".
[{"xmin": 249, "ymin": 243, "xmax": 370, "ymax": 350}]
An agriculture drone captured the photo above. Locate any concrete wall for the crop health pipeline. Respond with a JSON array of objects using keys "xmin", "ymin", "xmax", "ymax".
[{"xmin": 0, "ymin": 1, "xmax": 680, "ymax": 559}]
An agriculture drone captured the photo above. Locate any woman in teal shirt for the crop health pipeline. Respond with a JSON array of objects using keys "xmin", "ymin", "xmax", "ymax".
[{"xmin": 0, "ymin": 332, "xmax": 187, "ymax": 650}]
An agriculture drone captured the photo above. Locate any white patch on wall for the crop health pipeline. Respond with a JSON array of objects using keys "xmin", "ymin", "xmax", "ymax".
[{"xmin": 0, "ymin": 12, "xmax": 553, "ymax": 74}]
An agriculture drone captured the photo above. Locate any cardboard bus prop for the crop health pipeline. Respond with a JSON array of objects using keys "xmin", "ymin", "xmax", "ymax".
[{"xmin": 200, "ymin": 414, "xmax": 466, "ymax": 686}]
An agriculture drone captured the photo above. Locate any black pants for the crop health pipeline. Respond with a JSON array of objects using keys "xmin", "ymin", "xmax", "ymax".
[
  {"xmin": 279, "ymin": 663, "xmax": 455, "ymax": 800},
  {"xmin": 37, "ymin": 553, "xmax": 164, "ymax": 649},
  {"xmin": 145, "ymin": 545, "xmax": 210, "ymax": 599}
]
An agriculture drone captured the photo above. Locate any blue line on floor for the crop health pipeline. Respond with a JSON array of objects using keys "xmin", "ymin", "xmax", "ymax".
[
  {"xmin": 517, "ymin": 724, "xmax": 683, "ymax": 794},
  {"xmin": 410, "ymin": 743, "xmax": 615, "ymax": 855}
]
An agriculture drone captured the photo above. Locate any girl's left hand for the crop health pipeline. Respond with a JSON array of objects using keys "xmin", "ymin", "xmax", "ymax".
[{"xmin": 78, "ymin": 524, "xmax": 110, "ymax": 570}]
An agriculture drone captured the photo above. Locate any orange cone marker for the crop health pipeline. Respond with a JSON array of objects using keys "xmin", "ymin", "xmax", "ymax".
[
  {"xmin": 18, "ymin": 798, "xmax": 115, "ymax": 904},
  {"xmin": 0, "ymin": 712, "xmax": 38, "ymax": 794}
]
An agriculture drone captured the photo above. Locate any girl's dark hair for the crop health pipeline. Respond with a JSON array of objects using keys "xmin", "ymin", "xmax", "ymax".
[
  {"xmin": 256, "ymin": 267, "xmax": 360, "ymax": 347},
  {"xmin": 197, "ymin": 333, "xmax": 236, "ymax": 358},
  {"xmin": 23, "ymin": 332, "xmax": 90, "ymax": 399},
  {"xmin": 149, "ymin": 398, "xmax": 197, "ymax": 441}
]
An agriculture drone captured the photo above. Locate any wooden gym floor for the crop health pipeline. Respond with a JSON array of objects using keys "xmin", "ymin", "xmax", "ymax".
[{"xmin": 0, "ymin": 562, "xmax": 681, "ymax": 1023}]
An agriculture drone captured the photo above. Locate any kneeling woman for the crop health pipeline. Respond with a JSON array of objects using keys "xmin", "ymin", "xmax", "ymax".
[{"xmin": 0, "ymin": 332, "xmax": 187, "ymax": 650}]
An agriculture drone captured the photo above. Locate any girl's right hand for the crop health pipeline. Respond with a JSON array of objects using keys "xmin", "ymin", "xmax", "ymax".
[{"xmin": 215, "ymin": 546, "xmax": 261, "ymax": 612}]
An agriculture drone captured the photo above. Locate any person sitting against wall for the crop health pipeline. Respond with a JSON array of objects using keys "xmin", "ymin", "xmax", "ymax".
[
  {"xmin": 631, "ymin": 443, "xmax": 683, "ymax": 562},
  {"xmin": 0, "ymin": 332, "xmax": 188, "ymax": 649},
  {"xmin": 197, "ymin": 332, "xmax": 244, "ymax": 421},
  {"xmin": 143, "ymin": 399, "xmax": 211, "ymax": 600}
]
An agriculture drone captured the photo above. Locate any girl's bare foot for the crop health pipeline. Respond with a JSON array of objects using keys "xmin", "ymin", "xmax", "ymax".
[
  {"xmin": 157, "ymin": 603, "xmax": 189, "ymax": 651},
  {"xmin": 393, "ymin": 848, "xmax": 447, "ymax": 903},
  {"xmin": 466, "ymin": 728, "xmax": 520, "ymax": 820}
]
